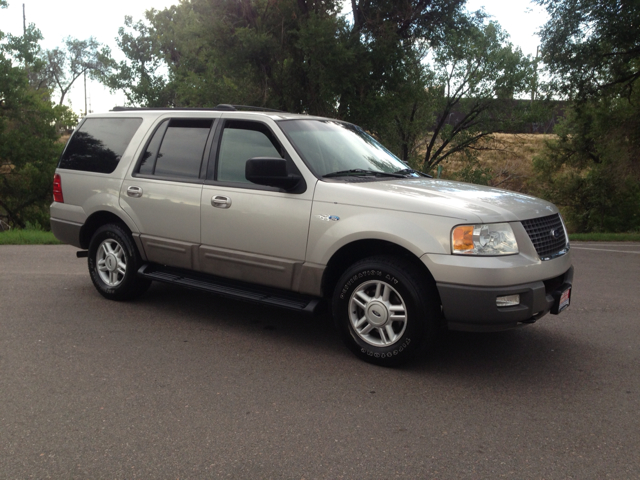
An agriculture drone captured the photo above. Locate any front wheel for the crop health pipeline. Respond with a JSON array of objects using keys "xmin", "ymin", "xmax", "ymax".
[
  {"xmin": 88, "ymin": 224, "xmax": 150, "ymax": 301},
  {"xmin": 332, "ymin": 256, "xmax": 439, "ymax": 367}
]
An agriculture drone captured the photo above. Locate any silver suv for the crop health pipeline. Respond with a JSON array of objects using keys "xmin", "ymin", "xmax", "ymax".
[{"xmin": 51, "ymin": 106, "xmax": 573, "ymax": 366}]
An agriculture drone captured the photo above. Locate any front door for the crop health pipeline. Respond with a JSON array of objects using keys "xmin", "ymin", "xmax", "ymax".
[{"xmin": 199, "ymin": 119, "xmax": 314, "ymax": 290}]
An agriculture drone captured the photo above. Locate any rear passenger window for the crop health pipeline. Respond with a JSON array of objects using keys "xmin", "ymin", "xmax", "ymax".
[
  {"xmin": 137, "ymin": 118, "xmax": 213, "ymax": 180},
  {"xmin": 59, "ymin": 118, "xmax": 143, "ymax": 174}
]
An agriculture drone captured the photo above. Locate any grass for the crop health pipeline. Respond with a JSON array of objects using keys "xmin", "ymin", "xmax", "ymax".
[
  {"xmin": 568, "ymin": 232, "xmax": 640, "ymax": 242},
  {"xmin": 0, "ymin": 229, "xmax": 62, "ymax": 245},
  {"xmin": 439, "ymin": 133, "xmax": 553, "ymax": 194}
]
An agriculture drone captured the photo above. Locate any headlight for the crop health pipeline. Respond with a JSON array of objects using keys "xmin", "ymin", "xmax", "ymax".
[{"xmin": 452, "ymin": 223, "xmax": 518, "ymax": 255}]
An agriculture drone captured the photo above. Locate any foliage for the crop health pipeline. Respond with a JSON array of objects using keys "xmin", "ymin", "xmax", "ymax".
[
  {"xmin": 0, "ymin": 6, "xmax": 77, "ymax": 229},
  {"xmin": 104, "ymin": 0, "xmax": 532, "ymax": 173},
  {"xmin": 3, "ymin": 23, "xmax": 52, "ymax": 92},
  {"xmin": 44, "ymin": 37, "xmax": 113, "ymax": 107},
  {"xmin": 416, "ymin": 21, "xmax": 534, "ymax": 171},
  {"xmin": 107, "ymin": 0, "xmax": 357, "ymax": 112},
  {"xmin": 445, "ymin": 147, "xmax": 493, "ymax": 185},
  {"xmin": 535, "ymin": 0, "xmax": 640, "ymax": 100},
  {"xmin": 532, "ymin": 0, "xmax": 640, "ymax": 233},
  {"xmin": 3, "ymin": 8, "xmax": 111, "ymax": 109},
  {"xmin": 531, "ymin": 96, "xmax": 640, "ymax": 233},
  {"xmin": 105, "ymin": 14, "xmax": 176, "ymax": 107}
]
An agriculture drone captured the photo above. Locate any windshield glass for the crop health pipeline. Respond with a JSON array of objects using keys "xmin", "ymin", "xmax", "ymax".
[{"xmin": 279, "ymin": 120, "xmax": 409, "ymax": 177}]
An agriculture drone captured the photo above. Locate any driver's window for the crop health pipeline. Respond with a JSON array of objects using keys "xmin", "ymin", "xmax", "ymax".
[{"xmin": 217, "ymin": 121, "xmax": 283, "ymax": 183}]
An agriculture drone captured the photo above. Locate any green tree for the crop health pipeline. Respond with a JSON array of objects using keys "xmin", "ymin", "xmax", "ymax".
[
  {"xmin": 0, "ymin": 2, "xmax": 77, "ymax": 229},
  {"xmin": 3, "ymin": 23, "xmax": 51, "ymax": 92},
  {"xmin": 105, "ymin": 14, "xmax": 176, "ymax": 107},
  {"xmin": 105, "ymin": 0, "xmax": 531, "ymax": 174},
  {"xmin": 410, "ymin": 21, "xmax": 533, "ymax": 171},
  {"xmin": 532, "ymin": 0, "xmax": 640, "ymax": 232},
  {"xmin": 105, "ymin": 0, "xmax": 469, "ymax": 113},
  {"xmin": 107, "ymin": 0, "xmax": 353, "ymax": 112},
  {"xmin": 532, "ymin": 91, "xmax": 640, "ymax": 232},
  {"xmin": 44, "ymin": 37, "xmax": 113, "ymax": 107},
  {"xmin": 536, "ymin": 0, "xmax": 640, "ymax": 100}
]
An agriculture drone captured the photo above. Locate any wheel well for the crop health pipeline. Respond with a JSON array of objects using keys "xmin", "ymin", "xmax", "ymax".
[
  {"xmin": 321, "ymin": 239, "xmax": 437, "ymax": 299},
  {"xmin": 79, "ymin": 211, "xmax": 132, "ymax": 249}
]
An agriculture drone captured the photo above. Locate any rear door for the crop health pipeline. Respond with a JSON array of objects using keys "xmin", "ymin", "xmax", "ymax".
[{"xmin": 120, "ymin": 117, "xmax": 217, "ymax": 269}]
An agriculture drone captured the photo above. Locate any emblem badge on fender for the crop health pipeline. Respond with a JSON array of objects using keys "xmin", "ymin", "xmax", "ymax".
[{"xmin": 317, "ymin": 214, "xmax": 340, "ymax": 222}]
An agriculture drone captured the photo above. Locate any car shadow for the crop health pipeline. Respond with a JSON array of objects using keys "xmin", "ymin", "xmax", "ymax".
[{"xmin": 132, "ymin": 282, "xmax": 591, "ymax": 390}]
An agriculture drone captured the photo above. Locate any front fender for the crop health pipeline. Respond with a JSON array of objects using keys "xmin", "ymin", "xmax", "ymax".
[{"xmin": 306, "ymin": 202, "xmax": 456, "ymax": 266}]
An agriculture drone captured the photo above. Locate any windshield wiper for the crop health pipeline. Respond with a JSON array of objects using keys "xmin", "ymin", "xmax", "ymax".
[
  {"xmin": 323, "ymin": 169, "xmax": 407, "ymax": 178},
  {"xmin": 393, "ymin": 168, "xmax": 432, "ymax": 178}
]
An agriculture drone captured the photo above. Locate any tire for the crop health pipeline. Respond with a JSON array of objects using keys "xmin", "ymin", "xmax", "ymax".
[
  {"xmin": 88, "ymin": 223, "xmax": 151, "ymax": 301},
  {"xmin": 332, "ymin": 255, "xmax": 439, "ymax": 367}
]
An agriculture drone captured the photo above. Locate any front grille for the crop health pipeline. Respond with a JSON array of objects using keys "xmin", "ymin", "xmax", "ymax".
[{"xmin": 521, "ymin": 213, "xmax": 568, "ymax": 260}]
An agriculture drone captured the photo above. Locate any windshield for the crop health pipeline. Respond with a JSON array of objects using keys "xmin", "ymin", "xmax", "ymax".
[{"xmin": 279, "ymin": 120, "xmax": 411, "ymax": 178}]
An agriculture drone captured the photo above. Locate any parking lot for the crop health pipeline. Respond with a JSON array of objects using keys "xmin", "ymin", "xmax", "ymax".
[{"xmin": 1, "ymin": 243, "xmax": 639, "ymax": 479}]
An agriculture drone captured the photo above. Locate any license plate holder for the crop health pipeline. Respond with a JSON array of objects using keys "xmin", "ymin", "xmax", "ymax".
[{"xmin": 551, "ymin": 284, "xmax": 571, "ymax": 315}]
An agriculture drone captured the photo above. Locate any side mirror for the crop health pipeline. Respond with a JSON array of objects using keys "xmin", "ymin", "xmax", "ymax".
[{"xmin": 245, "ymin": 157, "xmax": 302, "ymax": 191}]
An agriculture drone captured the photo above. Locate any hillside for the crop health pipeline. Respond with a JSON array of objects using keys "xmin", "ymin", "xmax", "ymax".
[{"xmin": 437, "ymin": 133, "xmax": 554, "ymax": 195}]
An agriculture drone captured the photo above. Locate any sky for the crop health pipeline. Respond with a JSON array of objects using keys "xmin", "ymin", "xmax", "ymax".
[{"xmin": 0, "ymin": 0, "xmax": 549, "ymax": 115}]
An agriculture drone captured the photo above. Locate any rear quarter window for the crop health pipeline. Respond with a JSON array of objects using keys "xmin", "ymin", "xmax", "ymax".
[{"xmin": 59, "ymin": 117, "xmax": 143, "ymax": 174}]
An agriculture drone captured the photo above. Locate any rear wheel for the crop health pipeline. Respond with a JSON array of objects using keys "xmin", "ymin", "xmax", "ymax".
[
  {"xmin": 88, "ymin": 224, "xmax": 150, "ymax": 301},
  {"xmin": 332, "ymin": 256, "xmax": 439, "ymax": 367}
]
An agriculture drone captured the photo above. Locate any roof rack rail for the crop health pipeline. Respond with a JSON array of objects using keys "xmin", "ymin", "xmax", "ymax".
[
  {"xmin": 110, "ymin": 104, "xmax": 285, "ymax": 113},
  {"xmin": 221, "ymin": 104, "xmax": 285, "ymax": 113}
]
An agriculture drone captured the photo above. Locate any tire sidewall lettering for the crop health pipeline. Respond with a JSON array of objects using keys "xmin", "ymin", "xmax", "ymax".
[
  {"xmin": 359, "ymin": 338, "xmax": 412, "ymax": 359},
  {"xmin": 339, "ymin": 270, "xmax": 382, "ymax": 299},
  {"xmin": 385, "ymin": 274, "xmax": 399, "ymax": 285}
]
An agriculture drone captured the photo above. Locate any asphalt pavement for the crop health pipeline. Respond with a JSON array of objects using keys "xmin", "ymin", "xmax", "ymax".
[{"xmin": 0, "ymin": 243, "xmax": 639, "ymax": 479}]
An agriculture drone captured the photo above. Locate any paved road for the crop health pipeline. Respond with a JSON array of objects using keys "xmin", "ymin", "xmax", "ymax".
[{"xmin": 1, "ymin": 243, "xmax": 639, "ymax": 479}]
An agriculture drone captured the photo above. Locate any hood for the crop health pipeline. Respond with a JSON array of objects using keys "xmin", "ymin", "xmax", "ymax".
[{"xmin": 314, "ymin": 178, "xmax": 558, "ymax": 223}]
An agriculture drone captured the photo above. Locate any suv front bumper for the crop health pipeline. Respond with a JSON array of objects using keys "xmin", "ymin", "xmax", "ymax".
[{"xmin": 436, "ymin": 266, "xmax": 573, "ymax": 332}]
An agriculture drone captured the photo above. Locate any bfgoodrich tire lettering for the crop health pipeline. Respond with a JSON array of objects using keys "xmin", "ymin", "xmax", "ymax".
[
  {"xmin": 332, "ymin": 256, "xmax": 438, "ymax": 367},
  {"xmin": 88, "ymin": 224, "xmax": 150, "ymax": 301}
]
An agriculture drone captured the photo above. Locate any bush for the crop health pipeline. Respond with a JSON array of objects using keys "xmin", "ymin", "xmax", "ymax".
[{"xmin": 531, "ymin": 96, "xmax": 640, "ymax": 233}]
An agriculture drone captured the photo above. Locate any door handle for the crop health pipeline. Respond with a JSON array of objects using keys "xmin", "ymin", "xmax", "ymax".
[
  {"xmin": 127, "ymin": 186, "xmax": 143, "ymax": 198},
  {"xmin": 211, "ymin": 195, "xmax": 232, "ymax": 209}
]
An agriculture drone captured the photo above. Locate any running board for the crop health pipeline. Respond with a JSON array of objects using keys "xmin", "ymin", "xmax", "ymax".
[{"xmin": 137, "ymin": 264, "xmax": 323, "ymax": 314}]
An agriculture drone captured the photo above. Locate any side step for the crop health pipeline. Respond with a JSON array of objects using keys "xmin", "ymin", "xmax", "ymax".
[{"xmin": 137, "ymin": 264, "xmax": 323, "ymax": 314}]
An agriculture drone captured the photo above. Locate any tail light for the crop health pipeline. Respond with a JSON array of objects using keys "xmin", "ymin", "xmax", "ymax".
[{"xmin": 53, "ymin": 174, "xmax": 64, "ymax": 203}]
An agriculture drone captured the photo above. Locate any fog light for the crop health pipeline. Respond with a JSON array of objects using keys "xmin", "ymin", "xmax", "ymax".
[{"xmin": 496, "ymin": 294, "xmax": 520, "ymax": 307}]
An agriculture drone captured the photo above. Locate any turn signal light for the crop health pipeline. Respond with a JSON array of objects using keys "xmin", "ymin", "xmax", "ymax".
[{"xmin": 452, "ymin": 225, "xmax": 474, "ymax": 251}]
